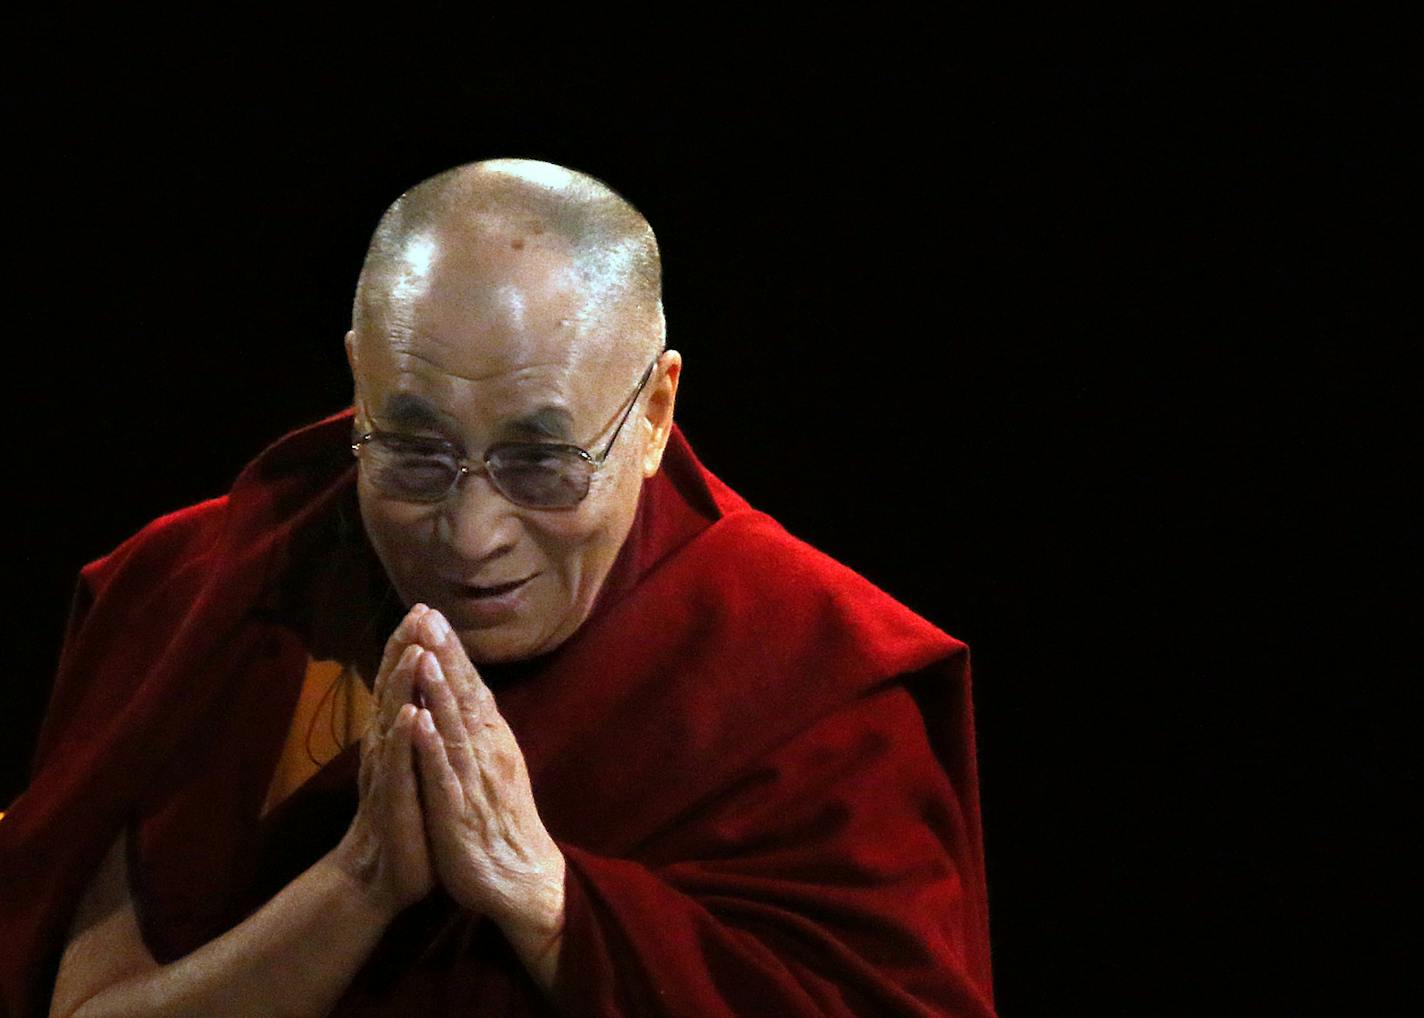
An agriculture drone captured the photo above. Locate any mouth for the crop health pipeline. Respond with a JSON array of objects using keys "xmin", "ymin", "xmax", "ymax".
[
  {"xmin": 454, "ymin": 575, "xmax": 535, "ymax": 599},
  {"xmin": 441, "ymin": 573, "xmax": 537, "ymax": 628}
]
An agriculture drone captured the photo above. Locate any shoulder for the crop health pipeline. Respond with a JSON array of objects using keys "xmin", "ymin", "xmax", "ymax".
[
  {"xmin": 656, "ymin": 427, "xmax": 964, "ymax": 672},
  {"xmin": 78, "ymin": 496, "xmax": 231, "ymax": 603},
  {"xmin": 76, "ymin": 409, "xmax": 357, "ymax": 606},
  {"xmin": 692, "ymin": 505, "xmax": 965, "ymax": 675}
]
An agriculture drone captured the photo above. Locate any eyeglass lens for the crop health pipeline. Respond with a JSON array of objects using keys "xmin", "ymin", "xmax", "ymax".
[{"xmin": 365, "ymin": 438, "xmax": 592, "ymax": 508}]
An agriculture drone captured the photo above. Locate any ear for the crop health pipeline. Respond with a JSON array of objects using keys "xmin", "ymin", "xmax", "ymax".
[
  {"xmin": 641, "ymin": 350, "xmax": 682, "ymax": 478},
  {"xmin": 345, "ymin": 331, "xmax": 365, "ymax": 423}
]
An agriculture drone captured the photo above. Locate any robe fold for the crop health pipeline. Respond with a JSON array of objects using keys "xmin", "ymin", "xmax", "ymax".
[{"xmin": 0, "ymin": 410, "xmax": 996, "ymax": 1017}]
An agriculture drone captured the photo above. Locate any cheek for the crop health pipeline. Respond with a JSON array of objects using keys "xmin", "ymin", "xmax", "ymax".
[
  {"xmin": 358, "ymin": 484, "xmax": 432, "ymax": 557},
  {"xmin": 524, "ymin": 512, "xmax": 603, "ymax": 570},
  {"xmin": 526, "ymin": 477, "xmax": 637, "ymax": 572}
]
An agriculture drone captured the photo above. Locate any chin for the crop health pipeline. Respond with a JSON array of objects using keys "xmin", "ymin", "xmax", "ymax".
[{"xmin": 455, "ymin": 625, "xmax": 549, "ymax": 666}]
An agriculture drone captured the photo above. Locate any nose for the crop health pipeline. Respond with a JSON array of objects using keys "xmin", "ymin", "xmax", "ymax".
[{"xmin": 435, "ymin": 469, "xmax": 520, "ymax": 564}]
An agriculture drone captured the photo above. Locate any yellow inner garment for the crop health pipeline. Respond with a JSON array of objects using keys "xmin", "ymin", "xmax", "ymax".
[{"xmin": 262, "ymin": 658, "xmax": 375, "ymax": 816}]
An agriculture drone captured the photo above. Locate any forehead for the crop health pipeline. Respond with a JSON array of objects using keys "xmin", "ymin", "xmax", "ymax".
[
  {"xmin": 355, "ymin": 227, "xmax": 634, "ymax": 439},
  {"xmin": 379, "ymin": 386, "xmax": 577, "ymax": 442}
]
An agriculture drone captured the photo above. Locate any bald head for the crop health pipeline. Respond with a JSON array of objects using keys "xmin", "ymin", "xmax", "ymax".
[{"xmin": 354, "ymin": 159, "xmax": 665, "ymax": 364}]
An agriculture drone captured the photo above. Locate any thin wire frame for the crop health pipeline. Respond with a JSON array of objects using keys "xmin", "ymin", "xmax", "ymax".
[{"xmin": 351, "ymin": 352, "xmax": 663, "ymax": 508}]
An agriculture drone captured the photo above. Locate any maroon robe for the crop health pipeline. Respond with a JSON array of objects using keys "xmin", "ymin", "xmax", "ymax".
[{"xmin": 0, "ymin": 411, "xmax": 996, "ymax": 1017}]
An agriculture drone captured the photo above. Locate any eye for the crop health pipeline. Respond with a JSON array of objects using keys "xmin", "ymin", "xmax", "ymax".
[
  {"xmin": 383, "ymin": 436, "xmax": 456, "ymax": 457},
  {"xmin": 394, "ymin": 452, "xmax": 453, "ymax": 473},
  {"xmin": 496, "ymin": 444, "xmax": 574, "ymax": 468},
  {"xmin": 369, "ymin": 436, "xmax": 461, "ymax": 498}
]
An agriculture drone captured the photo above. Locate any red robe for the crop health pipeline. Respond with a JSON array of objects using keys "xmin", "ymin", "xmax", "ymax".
[{"xmin": 0, "ymin": 411, "xmax": 996, "ymax": 1017}]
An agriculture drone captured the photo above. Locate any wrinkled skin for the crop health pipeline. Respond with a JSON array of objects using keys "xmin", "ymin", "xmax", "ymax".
[
  {"xmin": 341, "ymin": 174, "xmax": 681, "ymax": 982},
  {"xmin": 348, "ymin": 221, "xmax": 680, "ymax": 667},
  {"xmin": 331, "ymin": 605, "xmax": 437, "ymax": 915},
  {"xmin": 408, "ymin": 607, "xmax": 566, "ymax": 936},
  {"xmin": 334, "ymin": 602, "xmax": 566, "ymax": 971}
]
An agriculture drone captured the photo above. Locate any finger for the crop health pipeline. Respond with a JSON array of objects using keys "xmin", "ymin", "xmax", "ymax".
[
  {"xmin": 385, "ymin": 704, "xmax": 423, "ymax": 824},
  {"xmin": 375, "ymin": 606, "xmax": 424, "ymax": 700},
  {"xmin": 390, "ymin": 708, "xmax": 436, "ymax": 896},
  {"xmin": 369, "ymin": 704, "xmax": 415, "ymax": 823},
  {"xmin": 415, "ymin": 651, "xmax": 487, "ymax": 797},
  {"xmin": 358, "ymin": 697, "xmax": 398, "ymax": 800},
  {"xmin": 359, "ymin": 729, "xmax": 377, "ymax": 799},
  {"xmin": 419, "ymin": 609, "xmax": 496, "ymax": 720},
  {"xmin": 376, "ymin": 643, "xmax": 423, "ymax": 733},
  {"xmin": 372, "ymin": 605, "xmax": 430, "ymax": 717},
  {"xmin": 413, "ymin": 707, "xmax": 472, "ymax": 837}
]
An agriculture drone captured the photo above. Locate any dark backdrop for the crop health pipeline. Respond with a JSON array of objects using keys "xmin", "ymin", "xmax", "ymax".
[{"xmin": 3, "ymin": 24, "xmax": 1412, "ymax": 1017}]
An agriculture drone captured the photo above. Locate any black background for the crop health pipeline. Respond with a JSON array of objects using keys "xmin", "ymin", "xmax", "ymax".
[{"xmin": 3, "ymin": 19, "xmax": 1414, "ymax": 1017}]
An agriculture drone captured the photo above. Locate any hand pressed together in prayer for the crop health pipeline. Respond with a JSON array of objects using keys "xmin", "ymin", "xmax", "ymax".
[
  {"xmin": 331, "ymin": 605, "xmax": 434, "ymax": 915},
  {"xmin": 333, "ymin": 603, "xmax": 566, "ymax": 986}
]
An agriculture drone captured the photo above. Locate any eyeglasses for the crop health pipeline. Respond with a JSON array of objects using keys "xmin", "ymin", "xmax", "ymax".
[{"xmin": 351, "ymin": 354, "xmax": 661, "ymax": 510}]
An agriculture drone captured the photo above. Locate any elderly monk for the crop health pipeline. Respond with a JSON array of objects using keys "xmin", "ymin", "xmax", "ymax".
[{"xmin": 0, "ymin": 159, "xmax": 996, "ymax": 1017}]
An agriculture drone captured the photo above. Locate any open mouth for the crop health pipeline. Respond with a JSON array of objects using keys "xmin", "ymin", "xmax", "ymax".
[{"xmin": 460, "ymin": 577, "xmax": 531, "ymax": 599}]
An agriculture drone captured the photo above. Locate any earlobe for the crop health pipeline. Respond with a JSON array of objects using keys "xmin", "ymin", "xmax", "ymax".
[
  {"xmin": 640, "ymin": 415, "xmax": 661, "ymax": 477},
  {"xmin": 641, "ymin": 351, "xmax": 682, "ymax": 478}
]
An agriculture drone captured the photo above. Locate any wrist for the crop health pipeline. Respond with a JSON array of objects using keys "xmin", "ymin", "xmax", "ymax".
[
  {"xmin": 494, "ymin": 849, "xmax": 567, "ymax": 958},
  {"xmin": 320, "ymin": 844, "xmax": 406, "ymax": 924}
]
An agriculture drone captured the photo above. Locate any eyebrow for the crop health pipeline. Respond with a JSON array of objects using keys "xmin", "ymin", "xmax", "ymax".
[
  {"xmin": 382, "ymin": 392, "xmax": 455, "ymax": 433},
  {"xmin": 378, "ymin": 392, "xmax": 575, "ymax": 443},
  {"xmin": 505, "ymin": 406, "xmax": 575, "ymax": 441}
]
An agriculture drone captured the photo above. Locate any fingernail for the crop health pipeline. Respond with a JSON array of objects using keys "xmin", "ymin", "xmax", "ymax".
[
  {"xmin": 426, "ymin": 611, "xmax": 452, "ymax": 644},
  {"xmin": 424, "ymin": 653, "xmax": 444, "ymax": 682},
  {"xmin": 419, "ymin": 709, "xmax": 435, "ymax": 733}
]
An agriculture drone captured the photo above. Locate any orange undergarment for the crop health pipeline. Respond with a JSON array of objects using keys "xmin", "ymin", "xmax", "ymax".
[{"xmin": 262, "ymin": 658, "xmax": 375, "ymax": 816}]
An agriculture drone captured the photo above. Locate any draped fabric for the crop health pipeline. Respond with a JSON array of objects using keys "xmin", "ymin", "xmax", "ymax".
[
  {"xmin": 0, "ymin": 410, "xmax": 996, "ymax": 1017},
  {"xmin": 261, "ymin": 658, "xmax": 375, "ymax": 817}
]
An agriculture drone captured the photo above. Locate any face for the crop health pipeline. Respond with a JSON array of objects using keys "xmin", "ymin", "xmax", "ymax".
[{"xmin": 348, "ymin": 225, "xmax": 679, "ymax": 664}]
